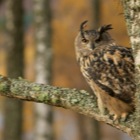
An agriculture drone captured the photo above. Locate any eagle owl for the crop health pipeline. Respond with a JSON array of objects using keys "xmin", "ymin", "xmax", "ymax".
[{"xmin": 75, "ymin": 21, "xmax": 135, "ymax": 121}]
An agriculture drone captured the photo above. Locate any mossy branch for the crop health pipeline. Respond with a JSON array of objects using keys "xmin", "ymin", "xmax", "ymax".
[{"xmin": 0, "ymin": 75, "xmax": 136, "ymax": 138}]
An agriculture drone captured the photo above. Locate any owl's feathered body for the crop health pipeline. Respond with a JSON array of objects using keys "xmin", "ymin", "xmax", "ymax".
[{"xmin": 75, "ymin": 21, "xmax": 135, "ymax": 120}]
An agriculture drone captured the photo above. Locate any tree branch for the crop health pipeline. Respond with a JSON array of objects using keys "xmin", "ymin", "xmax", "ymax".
[{"xmin": 0, "ymin": 75, "xmax": 135, "ymax": 138}]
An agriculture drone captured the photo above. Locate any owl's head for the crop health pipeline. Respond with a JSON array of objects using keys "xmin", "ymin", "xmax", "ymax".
[{"xmin": 75, "ymin": 21, "xmax": 113, "ymax": 54}]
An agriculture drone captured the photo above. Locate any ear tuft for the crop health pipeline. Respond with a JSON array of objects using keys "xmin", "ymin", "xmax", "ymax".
[
  {"xmin": 80, "ymin": 20, "xmax": 88, "ymax": 32},
  {"xmin": 80, "ymin": 20, "xmax": 88, "ymax": 40},
  {"xmin": 98, "ymin": 24, "xmax": 113, "ymax": 34}
]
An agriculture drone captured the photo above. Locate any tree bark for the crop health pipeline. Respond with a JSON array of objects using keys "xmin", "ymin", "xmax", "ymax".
[
  {"xmin": 122, "ymin": 0, "xmax": 140, "ymax": 140},
  {"xmin": 33, "ymin": 0, "xmax": 53, "ymax": 140},
  {"xmin": 3, "ymin": 0, "xmax": 24, "ymax": 140}
]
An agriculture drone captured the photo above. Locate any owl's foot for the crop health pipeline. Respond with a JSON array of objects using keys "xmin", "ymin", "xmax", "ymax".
[
  {"xmin": 112, "ymin": 112, "xmax": 128, "ymax": 122},
  {"xmin": 99, "ymin": 93, "xmax": 133, "ymax": 122}
]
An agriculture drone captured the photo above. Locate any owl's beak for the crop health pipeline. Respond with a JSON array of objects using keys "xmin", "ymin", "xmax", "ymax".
[
  {"xmin": 80, "ymin": 20, "xmax": 88, "ymax": 40},
  {"xmin": 91, "ymin": 43, "xmax": 96, "ymax": 50},
  {"xmin": 88, "ymin": 42, "xmax": 95, "ymax": 50}
]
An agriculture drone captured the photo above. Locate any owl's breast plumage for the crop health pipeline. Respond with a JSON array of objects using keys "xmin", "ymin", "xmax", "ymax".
[{"xmin": 77, "ymin": 45, "xmax": 135, "ymax": 104}]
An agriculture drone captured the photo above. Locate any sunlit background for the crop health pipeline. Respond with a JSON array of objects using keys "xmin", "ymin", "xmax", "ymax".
[{"xmin": 0, "ymin": 0, "xmax": 132, "ymax": 140}]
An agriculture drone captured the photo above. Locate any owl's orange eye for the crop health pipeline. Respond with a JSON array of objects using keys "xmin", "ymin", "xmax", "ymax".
[{"xmin": 82, "ymin": 38, "xmax": 89, "ymax": 43}]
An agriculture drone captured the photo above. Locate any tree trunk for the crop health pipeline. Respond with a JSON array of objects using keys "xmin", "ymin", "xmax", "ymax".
[
  {"xmin": 33, "ymin": 0, "xmax": 53, "ymax": 140},
  {"xmin": 91, "ymin": 0, "xmax": 100, "ymax": 28},
  {"xmin": 90, "ymin": 1, "xmax": 101, "ymax": 140},
  {"xmin": 122, "ymin": 0, "xmax": 140, "ymax": 140},
  {"xmin": 3, "ymin": 0, "xmax": 24, "ymax": 140}
]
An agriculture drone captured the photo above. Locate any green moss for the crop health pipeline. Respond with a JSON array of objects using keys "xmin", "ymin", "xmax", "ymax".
[
  {"xmin": 18, "ymin": 77, "xmax": 23, "ymax": 80},
  {"xmin": 70, "ymin": 98, "xmax": 79, "ymax": 104},
  {"xmin": 0, "ymin": 82, "xmax": 9, "ymax": 92},
  {"xmin": 51, "ymin": 97, "xmax": 60, "ymax": 104},
  {"xmin": 80, "ymin": 89, "xmax": 88, "ymax": 94},
  {"xmin": 32, "ymin": 86, "xmax": 42, "ymax": 91},
  {"xmin": 37, "ymin": 93, "xmax": 47, "ymax": 101}
]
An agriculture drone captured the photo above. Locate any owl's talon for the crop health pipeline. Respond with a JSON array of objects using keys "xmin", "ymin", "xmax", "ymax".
[
  {"xmin": 113, "ymin": 115, "xmax": 118, "ymax": 121},
  {"xmin": 120, "ymin": 113, "xmax": 128, "ymax": 122}
]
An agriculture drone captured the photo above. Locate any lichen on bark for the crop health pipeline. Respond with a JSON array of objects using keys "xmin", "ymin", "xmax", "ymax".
[{"xmin": 122, "ymin": 0, "xmax": 140, "ymax": 139}]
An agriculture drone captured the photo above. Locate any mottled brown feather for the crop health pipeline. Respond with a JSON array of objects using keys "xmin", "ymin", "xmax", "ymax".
[{"xmin": 75, "ymin": 23, "xmax": 135, "ymax": 120}]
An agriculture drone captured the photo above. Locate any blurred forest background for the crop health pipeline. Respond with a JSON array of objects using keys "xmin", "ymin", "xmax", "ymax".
[{"xmin": 0, "ymin": 0, "xmax": 132, "ymax": 140}]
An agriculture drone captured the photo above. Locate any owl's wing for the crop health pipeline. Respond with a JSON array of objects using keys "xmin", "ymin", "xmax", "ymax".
[{"xmin": 87, "ymin": 45, "xmax": 135, "ymax": 104}]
